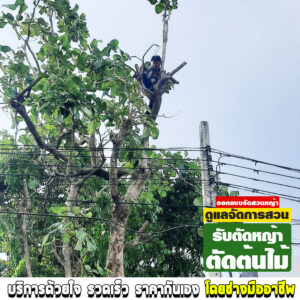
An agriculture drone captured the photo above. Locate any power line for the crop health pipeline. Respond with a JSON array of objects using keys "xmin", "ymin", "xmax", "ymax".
[
  {"xmin": 0, "ymin": 161, "xmax": 204, "ymax": 171},
  {"xmin": 213, "ymin": 160, "xmax": 300, "ymax": 181},
  {"xmin": 0, "ymin": 151, "xmax": 201, "ymax": 161},
  {"xmin": 212, "ymin": 148, "xmax": 300, "ymax": 173},
  {"xmin": 0, "ymin": 144, "xmax": 204, "ymax": 152},
  {"xmin": 219, "ymin": 182, "xmax": 300, "ymax": 203},
  {"xmin": 0, "ymin": 196, "xmax": 202, "ymax": 209},
  {"xmin": 218, "ymin": 171, "xmax": 300, "ymax": 191},
  {"xmin": 0, "ymin": 210, "xmax": 201, "ymax": 234}
]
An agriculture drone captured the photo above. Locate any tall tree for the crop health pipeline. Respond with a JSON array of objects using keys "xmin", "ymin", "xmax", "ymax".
[{"xmin": 0, "ymin": 0, "xmax": 189, "ymax": 277}]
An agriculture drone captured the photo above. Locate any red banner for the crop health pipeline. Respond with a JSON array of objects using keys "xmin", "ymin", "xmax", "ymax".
[{"xmin": 216, "ymin": 196, "xmax": 280, "ymax": 208}]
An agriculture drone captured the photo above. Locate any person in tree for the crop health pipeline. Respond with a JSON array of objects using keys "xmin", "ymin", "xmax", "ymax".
[
  {"xmin": 142, "ymin": 55, "xmax": 162, "ymax": 113},
  {"xmin": 142, "ymin": 55, "xmax": 162, "ymax": 90}
]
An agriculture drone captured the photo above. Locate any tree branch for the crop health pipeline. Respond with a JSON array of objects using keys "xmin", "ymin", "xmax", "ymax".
[
  {"xmin": 124, "ymin": 221, "xmax": 155, "ymax": 250},
  {"xmin": 161, "ymin": 8, "xmax": 170, "ymax": 70},
  {"xmin": 89, "ymin": 132, "xmax": 98, "ymax": 167},
  {"xmin": 73, "ymin": 251, "xmax": 90, "ymax": 277},
  {"xmin": 51, "ymin": 241, "xmax": 65, "ymax": 267},
  {"xmin": 11, "ymin": 100, "xmax": 68, "ymax": 162},
  {"xmin": 56, "ymin": 129, "xmax": 72, "ymax": 149},
  {"xmin": 142, "ymin": 44, "xmax": 159, "ymax": 69},
  {"xmin": 70, "ymin": 166, "xmax": 128, "ymax": 181},
  {"xmin": 24, "ymin": 0, "xmax": 41, "ymax": 73}
]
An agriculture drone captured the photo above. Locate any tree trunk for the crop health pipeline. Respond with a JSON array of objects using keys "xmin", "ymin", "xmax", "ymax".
[
  {"xmin": 150, "ymin": 93, "xmax": 162, "ymax": 120},
  {"xmin": 20, "ymin": 222, "xmax": 32, "ymax": 277},
  {"xmin": 21, "ymin": 179, "xmax": 32, "ymax": 277},
  {"xmin": 105, "ymin": 203, "xmax": 130, "ymax": 277},
  {"xmin": 62, "ymin": 243, "xmax": 72, "ymax": 277},
  {"xmin": 62, "ymin": 184, "xmax": 79, "ymax": 277}
]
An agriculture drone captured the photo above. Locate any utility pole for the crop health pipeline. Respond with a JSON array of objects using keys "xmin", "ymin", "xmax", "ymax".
[
  {"xmin": 200, "ymin": 121, "xmax": 221, "ymax": 278},
  {"xmin": 200, "ymin": 121, "xmax": 214, "ymax": 208}
]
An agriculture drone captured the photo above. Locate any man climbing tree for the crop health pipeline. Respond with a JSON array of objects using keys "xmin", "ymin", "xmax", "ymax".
[
  {"xmin": 142, "ymin": 55, "xmax": 162, "ymax": 91},
  {"xmin": 142, "ymin": 55, "xmax": 162, "ymax": 114}
]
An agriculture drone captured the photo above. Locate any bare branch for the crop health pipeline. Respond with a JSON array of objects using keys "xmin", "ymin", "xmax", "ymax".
[
  {"xmin": 51, "ymin": 241, "xmax": 65, "ymax": 267},
  {"xmin": 70, "ymin": 166, "xmax": 128, "ymax": 181},
  {"xmin": 56, "ymin": 129, "xmax": 72, "ymax": 149},
  {"xmin": 169, "ymin": 61, "xmax": 187, "ymax": 76},
  {"xmin": 124, "ymin": 221, "xmax": 155, "ymax": 251},
  {"xmin": 161, "ymin": 8, "xmax": 170, "ymax": 70},
  {"xmin": 49, "ymin": 9, "xmax": 54, "ymax": 36},
  {"xmin": 73, "ymin": 251, "xmax": 90, "ymax": 277},
  {"xmin": 23, "ymin": 0, "xmax": 41, "ymax": 73},
  {"xmin": 142, "ymin": 44, "xmax": 160, "ymax": 69},
  {"xmin": 96, "ymin": 185, "xmax": 109, "ymax": 198}
]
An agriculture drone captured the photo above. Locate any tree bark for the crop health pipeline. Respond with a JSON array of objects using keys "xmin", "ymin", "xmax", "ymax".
[
  {"xmin": 21, "ymin": 179, "xmax": 32, "ymax": 277},
  {"xmin": 105, "ymin": 203, "xmax": 130, "ymax": 277},
  {"xmin": 62, "ymin": 183, "xmax": 79, "ymax": 277}
]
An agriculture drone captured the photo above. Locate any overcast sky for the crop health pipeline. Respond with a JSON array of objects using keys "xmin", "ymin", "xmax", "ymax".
[{"xmin": 0, "ymin": 0, "xmax": 300, "ymax": 273}]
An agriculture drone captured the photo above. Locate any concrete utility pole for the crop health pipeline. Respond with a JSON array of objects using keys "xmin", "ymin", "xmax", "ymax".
[
  {"xmin": 200, "ymin": 121, "xmax": 221, "ymax": 278},
  {"xmin": 200, "ymin": 121, "xmax": 215, "ymax": 208}
]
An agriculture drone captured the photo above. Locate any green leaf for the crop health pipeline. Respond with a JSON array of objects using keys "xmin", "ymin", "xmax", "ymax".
[
  {"xmin": 160, "ymin": 190, "xmax": 167, "ymax": 197},
  {"xmin": 42, "ymin": 234, "xmax": 50, "ymax": 246},
  {"xmin": 2, "ymin": 4, "xmax": 17, "ymax": 10},
  {"xmin": 197, "ymin": 228, "xmax": 203, "ymax": 238},
  {"xmin": 88, "ymin": 119, "xmax": 98, "ymax": 134},
  {"xmin": 82, "ymin": 106, "xmax": 93, "ymax": 117},
  {"xmin": 148, "ymin": 0, "xmax": 158, "ymax": 4},
  {"xmin": 75, "ymin": 230, "xmax": 88, "ymax": 251},
  {"xmin": 90, "ymin": 39, "xmax": 98, "ymax": 49},
  {"xmin": 72, "ymin": 207, "xmax": 80, "ymax": 215},
  {"xmin": 0, "ymin": 45, "xmax": 12, "ymax": 52},
  {"xmin": 109, "ymin": 39, "xmax": 119, "ymax": 50},
  {"xmin": 28, "ymin": 178, "xmax": 39, "ymax": 189},
  {"xmin": 37, "ymin": 17, "xmax": 47, "ymax": 26},
  {"xmin": 85, "ymin": 265, "xmax": 92, "ymax": 272},
  {"xmin": 230, "ymin": 190, "xmax": 239, "ymax": 196},
  {"xmin": 155, "ymin": 4, "xmax": 164, "ymax": 14},
  {"xmin": 193, "ymin": 197, "xmax": 202, "ymax": 207},
  {"xmin": 62, "ymin": 233, "xmax": 70, "ymax": 243},
  {"xmin": 56, "ymin": 112, "xmax": 63, "ymax": 124},
  {"xmin": 76, "ymin": 230, "xmax": 88, "ymax": 241},
  {"xmin": 4, "ymin": 13, "xmax": 14, "ymax": 22},
  {"xmin": 87, "ymin": 239, "xmax": 97, "ymax": 252},
  {"xmin": 50, "ymin": 206, "xmax": 68, "ymax": 215},
  {"xmin": 16, "ymin": 0, "xmax": 28, "ymax": 15},
  {"xmin": 150, "ymin": 126, "xmax": 159, "ymax": 139}
]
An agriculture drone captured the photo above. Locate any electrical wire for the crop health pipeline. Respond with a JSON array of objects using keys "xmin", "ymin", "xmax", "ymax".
[
  {"xmin": 0, "ymin": 144, "xmax": 204, "ymax": 152},
  {"xmin": 0, "ymin": 151, "xmax": 201, "ymax": 161},
  {"xmin": 212, "ymin": 148, "xmax": 300, "ymax": 173},
  {"xmin": 0, "ymin": 196, "xmax": 202, "ymax": 208},
  {"xmin": 0, "ymin": 161, "xmax": 204, "ymax": 171},
  {"xmin": 213, "ymin": 160, "xmax": 300, "ymax": 181},
  {"xmin": 218, "ymin": 171, "xmax": 300, "ymax": 191},
  {"xmin": 219, "ymin": 182, "xmax": 300, "ymax": 203},
  {"xmin": 0, "ymin": 210, "xmax": 201, "ymax": 234}
]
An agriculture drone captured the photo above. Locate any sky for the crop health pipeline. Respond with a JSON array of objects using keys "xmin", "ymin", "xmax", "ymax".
[{"xmin": 0, "ymin": 0, "xmax": 300, "ymax": 275}]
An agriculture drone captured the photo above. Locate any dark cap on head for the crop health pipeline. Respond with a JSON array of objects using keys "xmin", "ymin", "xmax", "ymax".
[{"xmin": 151, "ymin": 55, "xmax": 162, "ymax": 62}]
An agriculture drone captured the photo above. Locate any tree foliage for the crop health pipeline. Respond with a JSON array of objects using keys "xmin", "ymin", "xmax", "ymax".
[{"xmin": 0, "ymin": 0, "xmax": 206, "ymax": 277}]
